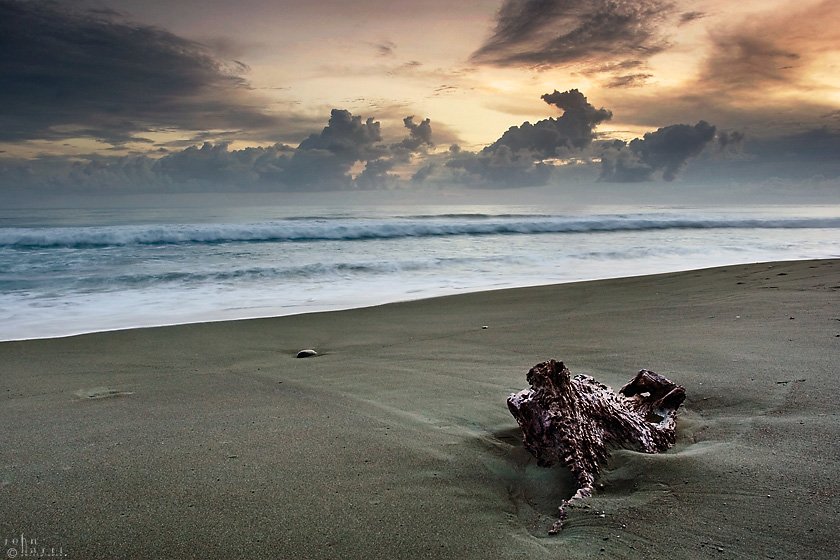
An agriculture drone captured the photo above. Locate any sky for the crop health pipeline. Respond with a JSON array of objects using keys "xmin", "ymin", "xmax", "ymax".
[{"xmin": 1, "ymin": 0, "xmax": 839, "ymax": 199}]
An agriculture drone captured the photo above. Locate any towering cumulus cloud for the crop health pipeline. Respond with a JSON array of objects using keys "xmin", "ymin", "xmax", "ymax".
[
  {"xmin": 391, "ymin": 116, "xmax": 434, "ymax": 161},
  {"xmin": 488, "ymin": 89, "xmax": 613, "ymax": 156},
  {"xmin": 399, "ymin": 116, "xmax": 434, "ymax": 151},
  {"xmin": 286, "ymin": 109, "xmax": 387, "ymax": 188},
  {"xmin": 447, "ymin": 89, "xmax": 611, "ymax": 186},
  {"xmin": 600, "ymin": 121, "xmax": 717, "ymax": 182}
]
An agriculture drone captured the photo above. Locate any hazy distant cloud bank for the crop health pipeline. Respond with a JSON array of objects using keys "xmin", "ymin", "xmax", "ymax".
[
  {"xmin": 600, "ymin": 121, "xmax": 717, "ymax": 182},
  {"xmin": 0, "ymin": 88, "xmax": 756, "ymax": 193},
  {"xmin": 0, "ymin": 109, "xmax": 436, "ymax": 193}
]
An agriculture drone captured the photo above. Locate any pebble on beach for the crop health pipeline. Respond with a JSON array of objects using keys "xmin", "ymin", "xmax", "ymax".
[{"xmin": 296, "ymin": 349, "xmax": 317, "ymax": 358}]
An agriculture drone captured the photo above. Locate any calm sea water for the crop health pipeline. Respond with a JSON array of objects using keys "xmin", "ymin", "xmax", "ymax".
[{"xmin": 1, "ymin": 200, "xmax": 839, "ymax": 341}]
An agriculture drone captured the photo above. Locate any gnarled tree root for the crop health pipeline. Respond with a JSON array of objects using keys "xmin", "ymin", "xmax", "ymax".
[{"xmin": 507, "ymin": 360, "xmax": 685, "ymax": 533}]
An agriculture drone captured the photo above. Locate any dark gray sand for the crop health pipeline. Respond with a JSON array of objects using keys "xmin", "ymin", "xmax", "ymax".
[{"xmin": 2, "ymin": 259, "xmax": 838, "ymax": 559}]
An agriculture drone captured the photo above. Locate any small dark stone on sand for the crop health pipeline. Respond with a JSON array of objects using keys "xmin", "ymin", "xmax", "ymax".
[{"xmin": 296, "ymin": 349, "xmax": 317, "ymax": 358}]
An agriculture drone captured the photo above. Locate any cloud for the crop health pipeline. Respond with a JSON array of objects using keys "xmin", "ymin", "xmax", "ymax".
[
  {"xmin": 743, "ymin": 127, "xmax": 840, "ymax": 165},
  {"xmin": 296, "ymin": 110, "xmax": 385, "ymax": 159},
  {"xmin": 679, "ymin": 126, "xmax": 840, "ymax": 184},
  {"xmin": 679, "ymin": 11, "xmax": 706, "ymax": 25},
  {"xmin": 151, "ymin": 142, "xmax": 293, "ymax": 189},
  {"xmin": 445, "ymin": 146, "xmax": 553, "ymax": 187},
  {"xmin": 703, "ymin": 35, "xmax": 800, "ymax": 91},
  {"xmin": 275, "ymin": 109, "xmax": 390, "ymax": 189},
  {"xmin": 699, "ymin": 0, "xmax": 839, "ymax": 92},
  {"xmin": 399, "ymin": 116, "xmax": 434, "ymax": 150},
  {"xmin": 283, "ymin": 111, "xmax": 435, "ymax": 188},
  {"xmin": 0, "ymin": 0, "xmax": 279, "ymax": 145},
  {"xmin": 443, "ymin": 89, "xmax": 610, "ymax": 186},
  {"xmin": 6, "ymin": 75, "xmax": 834, "ymax": 195},
  {"xmin": 391, "ymin": 116, "xmax": 434, "ymax": 160},
  {"xmin": 0, "ymin": 108, "xmax": 438, "ymax": 192},
  {"xmin": 599, "ymin": 121, "xmax": 717, "ymax": 182},
  {"xmin": 355, "ymin": 159, "xmax": 398, "ymax": 189},
  {"xmin": 471, "ymin": 0, "xmax": 673, "ymax": 69},
  {"xmin": 411, "ymin": 163, "xmax": 436, "ymax": 183},
  {"xmin": 713, "ymin": 130, "xmax": 746, "ymax": 158},
  {"xmin": 605, "ymin": 1, "xmax": 840, "ymax": 145},
  {"xmin": 604, "ymin": 73, "xmax": 653, "ymax": 88},
  {"xmin": 376, "ymin": 41, "xmax": 397, "ymax": 56},
  {"xmin": 49, "ymin": 142, "xmax": 298, "ymax": 193},
  {"xmin": 485, "ymin": 89, "xmax": 612, "ymax": 158}
]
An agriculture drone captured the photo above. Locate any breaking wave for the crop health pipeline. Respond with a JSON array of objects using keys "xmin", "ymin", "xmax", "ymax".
[{"xmin": 3, "ymin": 214, "xmax": 840, "ymax": 249}]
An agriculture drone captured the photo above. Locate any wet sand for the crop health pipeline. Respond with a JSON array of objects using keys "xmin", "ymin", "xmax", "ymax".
[{"xmin": 2, "ymin": 259, "xmax": 838, "ymax": 559}]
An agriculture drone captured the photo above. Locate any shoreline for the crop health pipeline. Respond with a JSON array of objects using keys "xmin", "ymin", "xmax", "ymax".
[
  {"xmin": 2, "ymin": 258, "xmax": 838, "ymax": 559},
  {"xmin": 5, "ymin": 256, "xmax": 838, "ymax": 343}
]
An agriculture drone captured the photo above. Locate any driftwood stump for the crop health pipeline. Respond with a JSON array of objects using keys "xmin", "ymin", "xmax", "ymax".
[{"xmin": 507, "ymin": 360, "xmax": 685, "ymax": 533}]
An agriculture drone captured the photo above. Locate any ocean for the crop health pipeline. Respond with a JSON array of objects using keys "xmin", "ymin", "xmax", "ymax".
[{"xmin": 2, "ymin": 199, "xmax": 839, "ymax": 341}]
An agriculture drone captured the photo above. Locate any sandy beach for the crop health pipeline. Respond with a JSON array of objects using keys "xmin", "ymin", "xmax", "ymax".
[{"xmin": 2, "ymin": 259, "xmax": 838, "ymax": 559}]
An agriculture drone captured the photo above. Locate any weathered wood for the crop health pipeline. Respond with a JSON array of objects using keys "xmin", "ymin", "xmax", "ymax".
[{"xmin": 507, "ymin": 360, "xmax": 685, "ymax": 533}]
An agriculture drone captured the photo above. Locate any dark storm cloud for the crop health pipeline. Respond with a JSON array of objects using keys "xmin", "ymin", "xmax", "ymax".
[
  {"xmin": 599, "ymin": 121, "xmax": 717, "ymax": 182},
  {"xmin": 0, "ymin": 0, "xmax": 278, "ymax": 145},
  {"xmin": 471, "ymin": 0, "xmax": 673, "ymax": 69}
]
